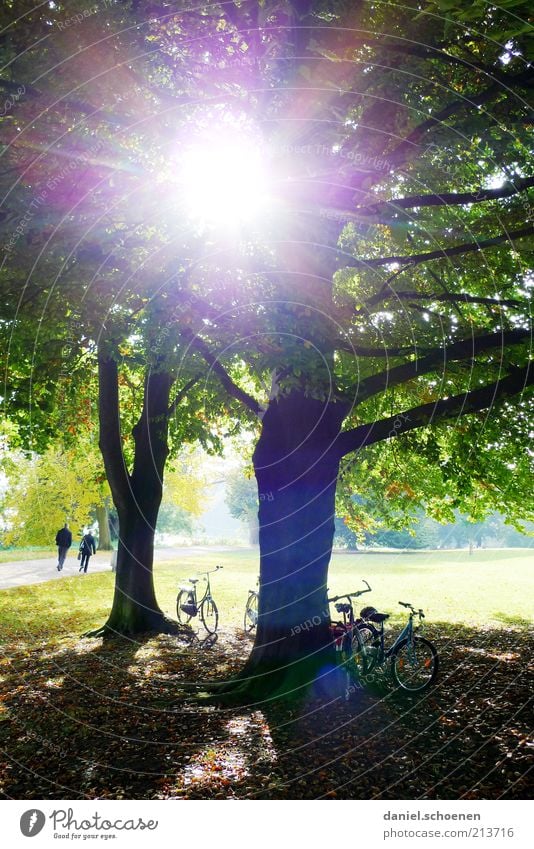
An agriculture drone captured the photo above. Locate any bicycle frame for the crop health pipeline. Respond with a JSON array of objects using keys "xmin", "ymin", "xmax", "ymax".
[
  {"xmin": 370, "ymin": 606, "xmax": 423, "ymax": 663},
  {"xmin": 327, "ymin": 580, "xmax": 372, "ymax": 654},
  {"xmin": 386, "ymin": 616, "xmax": 415, "ymax": 656},
  {"xmin": 346, "ymin": 600, "xmax": 437, "ymax": 693},
  {"xmin": 181, "ymin": 566, "xmax": 220, "ymax": 614}
]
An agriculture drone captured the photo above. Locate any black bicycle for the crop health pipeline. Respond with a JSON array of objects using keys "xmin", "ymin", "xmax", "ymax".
[
  {"xmin": 243, "ymin": 577, "xmax": 259, "ymax": 632},
  {"xmin": 327, "ymin": 580, "xmax": 380, "ymax": 681},
  {"xmin": 358, "ymin": 600, "xmax": 439, "ymax": 692},
  {"xmin": 176, "ymin": 566, "xmax": 222, "ymax": 635}
]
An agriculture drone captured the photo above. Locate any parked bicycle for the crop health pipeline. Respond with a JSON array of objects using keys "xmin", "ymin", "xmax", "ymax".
[
  {"xmin": 243, "ymin": 578, "xmax": 259, "ymax": 632},
  {"xmin": 176, "ymin": 566, "xmax": 223, "ymax": 635},
  {"xmin": 356, "ymin": 600, "xmax": 439, "ymax": 692},
  {"xmin": 327, "ymin": 580, "xmax": 380, "ymax": 683}
]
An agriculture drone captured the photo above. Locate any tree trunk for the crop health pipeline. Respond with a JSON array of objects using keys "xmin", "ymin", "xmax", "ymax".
[
  {"xmin": 102, "ymin": 494, "xmax": 175, "ymax": 635},
  {"xmin": 88, "ymin": 356, "xmax": 180, "ymax": 638},
  {"xmin": 226, "ymin": 393, "xmax": 349, "ymax": 700},
  {"xmin": 95, "ymin": 503, "xmax": 112, "ymax": 550}
]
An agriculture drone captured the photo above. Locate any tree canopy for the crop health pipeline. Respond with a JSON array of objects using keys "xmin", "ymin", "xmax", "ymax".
[
  {"xmin": 1, "ymin": 1, "xmax": 532, "ymax": 495},
  {"xmin": 0, "ymin": 1, "xmax": 532, "ymax": 651}
]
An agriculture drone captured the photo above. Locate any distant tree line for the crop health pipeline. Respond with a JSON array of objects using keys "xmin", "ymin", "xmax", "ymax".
[{"xmin": 334, "ymin": 512, "xmax": 533, "ymax": 551}]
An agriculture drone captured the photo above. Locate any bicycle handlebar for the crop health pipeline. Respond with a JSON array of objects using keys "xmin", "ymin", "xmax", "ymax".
[
  {"xmin": 328, "ymin": 579, "xmax": 371, "ymax": 604},
  {"xmin": 399, "ymin": 601, "xmax": 425, "ymax": 617},
  {"xmin": 201, "ymin": 565, "xmax": 223, "ymax": 576}
]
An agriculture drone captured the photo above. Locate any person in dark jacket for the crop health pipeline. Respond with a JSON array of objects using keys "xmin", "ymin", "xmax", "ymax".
[
  {"xmin": 55, "ymin": 523, "xmax": 72, "ymax": 571},
  {"xmin": 78, "ymin": 531, "xmax": 96, "ymax": 573}
]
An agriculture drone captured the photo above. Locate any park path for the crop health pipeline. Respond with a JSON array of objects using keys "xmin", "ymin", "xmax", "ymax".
[
  {"xmin": 0, "ymin": 545, "xmax": 237, "ymax": 590},
  {"xmin": 0, "ymin": 552, "xmax": 112, "ymax": 589}
]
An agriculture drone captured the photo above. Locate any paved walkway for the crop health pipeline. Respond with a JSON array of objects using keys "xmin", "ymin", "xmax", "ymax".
[
  {"xmin": 0, "ymin": 545, "xmax": 240, "ymax": 590},
  {"xmin": 0, "ymin": 553, "xmax": 113, "ymax": 589}
]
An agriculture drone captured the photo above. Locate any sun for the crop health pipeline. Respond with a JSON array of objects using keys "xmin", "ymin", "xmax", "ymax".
[{"xmin": 176, "ymin": 125, "xmax": 272, "ymax": 231}]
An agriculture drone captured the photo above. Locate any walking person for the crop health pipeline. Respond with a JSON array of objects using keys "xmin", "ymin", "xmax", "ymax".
[
  {"xmin": 78, "ymin": 530, "xmax": 96, "ymax": 573},
  {"xmin": 55, "ymin": 523, "xmax": 72, "ymax": 571}
]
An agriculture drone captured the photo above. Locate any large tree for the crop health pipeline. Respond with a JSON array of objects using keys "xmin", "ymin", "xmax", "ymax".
[
  {"xmin": 0, "ymin": 0, "xmax": 240, "ymax": 634},
  {"xmin": 141, "ymin": 0, "xmax": 532, "ymax": 696},
  {"xmin": 1, "ymin": 1, "xmax": 532, "ymax": 693}
]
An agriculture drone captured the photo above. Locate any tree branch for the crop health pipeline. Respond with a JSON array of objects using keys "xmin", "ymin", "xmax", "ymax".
[
  {"xmin": 344, "ymin": 225, "xmax": 534, "ymax": 269},
  {"xmin": 336, "ymin": 364, "xmax": 533, "ymax": 459},
  {"xmin": 131, "ymin": 367, "xmax": 173, "ymax": 492},
  {"xmin": 167, "ymin": 375, "xmax": 201, "ymax": 417},
  {"xmin": 335, "ymin": 341, "xmax": 421, "ymax": 357},
  {"xmin": 182, "ymin": 332, "xmax": 262, "ymax": 416},
  {"xmin": 386, "ymin": 68, "xmax": 534, "ymax": 169},
  {"xmin": 356, "ymin": 176, "xmax": 534, "ymax": 216},
  {"xmin": 351, "ymin": 39, "xmax": 534, "ymax": 86},
  {"xmin": 346, "ymin": 329, "xmax": 531, "ymax": 404},
  {"xmin": 97, "ymin": 352, "xmax": 131, "ymax": 512},
  {"xmin": 361, "ymin": 290, "xmax": 523, "ymax": 313}
]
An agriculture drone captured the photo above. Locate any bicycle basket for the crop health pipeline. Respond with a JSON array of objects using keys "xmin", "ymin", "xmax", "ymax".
[{"xmin": 360, "ymin": 605, "xmax": 377, "ymax": 620}]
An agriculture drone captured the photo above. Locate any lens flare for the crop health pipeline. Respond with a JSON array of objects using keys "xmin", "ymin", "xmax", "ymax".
[{"xmin": 176, "ymin": 131, "xmax": 271, "ymax": 230}]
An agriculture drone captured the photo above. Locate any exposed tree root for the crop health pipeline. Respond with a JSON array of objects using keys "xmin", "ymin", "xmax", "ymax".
[
  {"xmin": 82, "ymin": 614, "xmax": 191, "ymax": 640},
  {"xmin": 192, "ymin": 654, "xmax": 344, "ymax": 705}
]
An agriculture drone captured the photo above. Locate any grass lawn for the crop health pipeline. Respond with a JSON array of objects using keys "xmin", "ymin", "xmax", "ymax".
[
  {"xmin": 0, "ymin": 548, "xmax": 532, "ymax": 800},
  {"xmin": 0, "ymin": 549, "xmax": 54, "ymax": 564},
  {"xmin": 0, "ymin": 548, "xmax": 531, "ymax": 639},
  {"xmin": 155, "ymin": 548, "xmax": 534, "ymax": 631}
]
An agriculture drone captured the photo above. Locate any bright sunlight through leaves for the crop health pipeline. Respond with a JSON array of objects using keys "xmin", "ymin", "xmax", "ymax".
[{"xmin": 176, "ymin": 126, "xmax": 272, "ymax": 230}]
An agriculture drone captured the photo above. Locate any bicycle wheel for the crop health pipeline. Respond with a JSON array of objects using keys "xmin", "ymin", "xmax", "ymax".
[
  {"xmin": 340, "ymin": 637, "xmax": 361, "ymax": 699},
  {"xmin": 200, "ymin": 597, "xmax": 219, "ymax": 635},
  {"xmin": 243, "ymin": 592, "xmax": 258, "ymax": 632},
  {"xmin": 391, "ymin": 636, "xmax": 438, "ymax": 692},
  {"xmin": 352, "ymin": 624, "xmax": 379, "ymax": 675},
  {"xmin": 176, "ymin": 590, "xmax": 194, "ymax": 624}
]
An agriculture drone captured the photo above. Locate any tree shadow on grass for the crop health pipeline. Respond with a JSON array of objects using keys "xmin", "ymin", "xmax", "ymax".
[
  {"xmin": 225, "ymin": 621, "xmax": 533, "ymax": 799},
  {"xmin": 362, "ymin": 621, "xmax": 533, "ymax": 800},
  {"xmin": 0, "ymin": 623, "xmax": 531, "ymax": 799},
  {"xmin": 0, "ymin": 629, "xmax": 278, "ymax": 799}
]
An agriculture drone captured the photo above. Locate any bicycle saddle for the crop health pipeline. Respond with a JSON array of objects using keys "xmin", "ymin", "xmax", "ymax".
[
  {"xmin": 188, "ymin": 578, "xmax": 199, "ymax": 584},
  {"xmin": 368, "ymin": 611, "xmax": 390, "ymax": 624}
]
